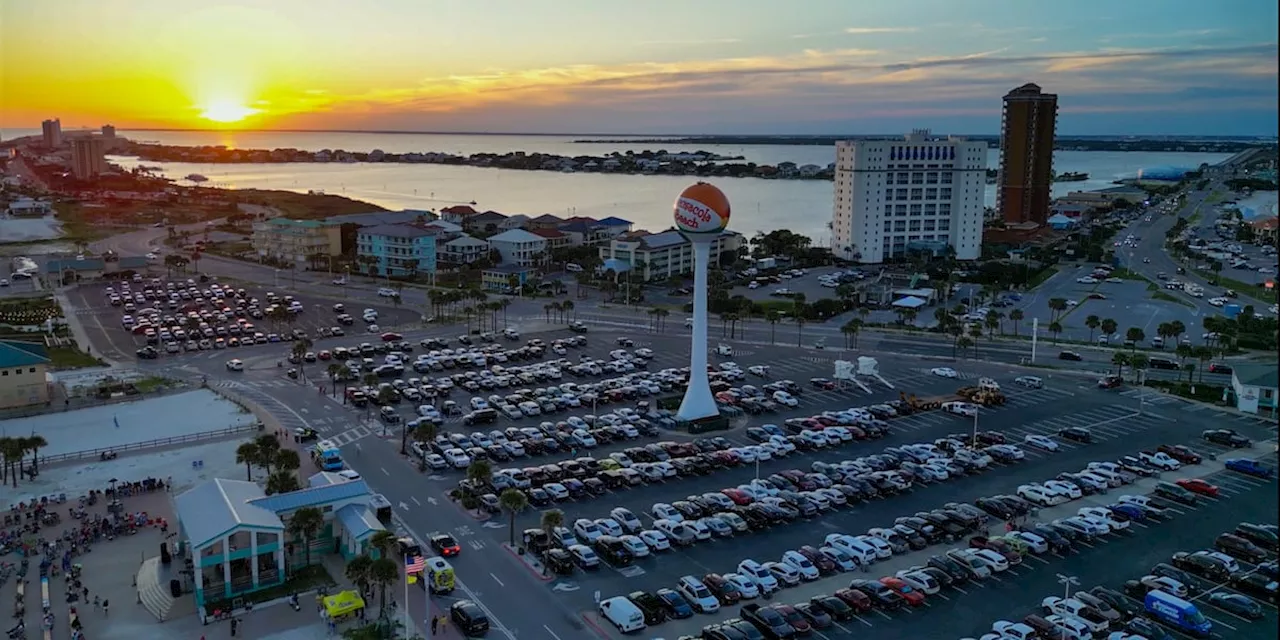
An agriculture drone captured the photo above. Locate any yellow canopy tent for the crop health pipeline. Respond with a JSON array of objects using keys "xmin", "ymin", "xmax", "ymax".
[{"xmin": 320, "ymin": 590, "xmax": 365, "ymax": 620}]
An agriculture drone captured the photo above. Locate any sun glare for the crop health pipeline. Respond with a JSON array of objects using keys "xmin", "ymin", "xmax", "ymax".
[{"xmin": 199, "ymin": 100, "xmax": 258, "ymax": 123}]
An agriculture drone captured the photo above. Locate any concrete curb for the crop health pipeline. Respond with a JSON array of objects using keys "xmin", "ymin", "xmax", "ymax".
[{"xmin": 500, "ymin": 542, "xmax": 555, "ymax": 582}]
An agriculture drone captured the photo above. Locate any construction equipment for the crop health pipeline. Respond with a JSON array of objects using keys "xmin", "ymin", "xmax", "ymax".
[
  {"xmin": 957, "ymin": 386, "xmax": 1006, "ymax": 406},
  {"xmin": 900, "ymin": 391, "xmax": 945, "ymax": 412}
]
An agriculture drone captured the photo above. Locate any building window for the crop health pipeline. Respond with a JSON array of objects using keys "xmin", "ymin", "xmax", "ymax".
[
  {"xmin": 925, "ymin": 204, "xmax": 937, "ymax": 215},
  {"xmin": 910, "ymin": 189, "xmax": 922, "ymax": 201},
  {"xmin": 885, "ymin": 191, "xmax": 894, "ymax": 201},
  {"xmin": 924, "ymin": 220, "xmax": 937, "ymax": 231},
  {"xmin": 940, "ymin": 188, "xmax": 952, "ymax": 199},
  {"xmin": 896, "ymin": 172, "xmax": 908, "ymax": 183},
  {"xmin": 883, "ymin": 221, "xmax": 892, "ymax": 231},
  {"xmin": 909, "ymin": 204, "xmax": 922, "ymax": 216},
  {"xmin": 908, "ymin": 220, "xmax": 921, "ymax": 232},
  {"xmin": 939, "ymin": 220, "xmax": 951, "ymax": 231},
  {"xmin": 896, "ymin": 189, "xmax": 908, "ymax": 200},
  {"xmin": 926, "ymin": 172, "xmax": 938, "ymax": 184},
  {"xmin": 941, "ymin": 172, "xmax": 953, "ymax": 184},
  {"xmin": 894, "ymin": 221, "xmax": 906, "ymax": 232},
  {"xmin": 910, "ymin": 173, "xmax": 924, "ymax": 184},
  {"xmin": 925, "ymin": 188, "xmax": 938, "ymax": 200},
  {"xmin": 939, "ymin": 204, "xmax": 952, "ymax": 215}
]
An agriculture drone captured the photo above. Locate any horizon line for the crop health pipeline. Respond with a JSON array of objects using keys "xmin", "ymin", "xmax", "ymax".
[{"xmin": 2, "ymin": 126, "xmax": 1277, "ymax": 140}]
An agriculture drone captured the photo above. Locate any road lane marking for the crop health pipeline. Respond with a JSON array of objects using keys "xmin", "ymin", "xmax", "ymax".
[
  {"xmin": 543, "ymin": 624, "xmax": 563, "ymax": 640},
  {"xmin": 490, "ymin": 573, "xmax": 505, "ymax": 587},
  {"xmin": 411, "ymin": 496, "xmax": 422, "ymax": 506},
  {"xmin": 382, "ymin": 467, "xmax": 390, "ymax": 476}
]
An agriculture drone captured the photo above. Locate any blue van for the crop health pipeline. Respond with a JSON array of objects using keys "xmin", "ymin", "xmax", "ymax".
[
  {"xmin": 1144, "ymin": 590, "xmax": 1211, "ymax": 637},
  {"xmin": 310, "ymin": 440, "xmax": 345, "ymax": 471}
]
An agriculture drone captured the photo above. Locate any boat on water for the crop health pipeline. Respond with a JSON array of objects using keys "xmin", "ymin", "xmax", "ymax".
[
  {"xmin": 1053, "ymin": 171, "xmax": 1089, "ymax": 182},
  {"xmin": 184, "ymin": 173, "xmax": 209, "ymax": 182}
]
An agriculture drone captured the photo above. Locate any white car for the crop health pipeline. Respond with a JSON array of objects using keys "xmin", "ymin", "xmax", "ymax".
[
  {"xmin": 638, "ymin": 529, "xmax": 671, "ymax": 552},
  {"xmin": 1013, "ymin": 375, "xmax": 1043, "ymax": 389},
  {"xmin": 723, "ymin": 573, "xmax": 760, "ymax": 599},
  {"xmin": 970, "ymin": 548, "xmax": 1010, "ymax": 572},
  {"xmin": 780, "ymin": 550, "xmax": 820, "ymax": 580},
  {"xmin": 610, "ymin": 508, "xmax": 644, "ymax": 534},
  {"xmin": 763, "ymin": 562, "xmax": 802, "ymax": 587},
  {"xmin": 573, "ymin": 518, "xmax": 603, "ymax": 543},
  {"xmin": 895, "ymin": 570, "xmax": 941, "ymax": 595},
  {"xmin": 748, "ymin": 365, "xmax": 770, "ymax": 377},
  {"xmin": 737, "ymin": 559, "xmax": 779, "ymax": 594},
  {"xmin": 225, "ymin": 359, "xmax": 244, "ymax": 372},
  {"xmin": 1024, "ymin": 434, "xmax": 1060, "ymax": 451},
  {"xmin": 619, "ymin": 535, "xmax": 651, "ymax": 558},
  {"xmin": 731, "ymin": 447, "xmax": 759, "ymax": 463},
  {"xmin": 1078, "ymin": 507, "xmax": 1128, "ymax": 531},
  {"xmin": 942, "ymin": 401, "xmax": 978, "ymax": 417},
  {"xmin": 544, "ymin": 483, "xmax": 569, "ymax": 501},
  {"xmin": 677, "ymin": 576, "xmax": 721, "ymax": 613},
  {"xmin": 772, "ymin": 391, "xmax": 799, "ymax": 407},
  {"xmin": 931, "ymin": 367, "xmax": 959, "ymax": 378},
  {"xmin": 651, "ymin": 502, "xmax": 682, "ymax": 522},
  {"xmin": 1006, "ymin": 531, "xmax": 1049, "ymax": 554},
  {"xmin": 1043, "ymin": 480, "xmax": 1082, "ymax": 500},
  {"xmin": 1077, "ymin": 277, "xmax": 1098, "ymax": 284},
  {"xmin": 443, "ymin": 448, "xmax": 470, "ymax": 469},
  {"xmin": 653, "ymin": 519, "xmax": 697, "ymax": 545},
  {"xmin": 1017, "ymin": 484, "xmax": 1067, "ymax": 506}
]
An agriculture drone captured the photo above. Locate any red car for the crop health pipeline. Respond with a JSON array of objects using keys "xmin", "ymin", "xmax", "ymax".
[
  {"xmin": 317, "ymin": 350, "xmax": 332, "ymax": 360},
  {"xmin": 1158, "ymin": 444, "xmax": 1203, "ymax": 465},
  {"xmin": 832, "ymin": 587, "xmax": 873, "ymax": 612},
  {"xmin": 879, "ymin": 577, "xmax": 927, "ymax": 606},
  {"xmin": 380, "ymin": 332, "xmax": 403, "ymax": 342},
  {"xmin": 721, "ymin": 488, "xmax": 753, "ymax": 505},
  {"xmin": 430, "ymin": 533, "xmax": 461, "ymax": 557},
  {"xmin": 770, "ymin": 604, "xmax": 812, "ymax": 634},
  {"xmin": 1176, "ymin": 478, "xmax": 1220, "ymax": 497}
]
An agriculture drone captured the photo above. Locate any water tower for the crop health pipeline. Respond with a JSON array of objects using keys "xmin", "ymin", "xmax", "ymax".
[{"xmin": 673, "ymin": 182, "xmax": 731, "ymax": 421}]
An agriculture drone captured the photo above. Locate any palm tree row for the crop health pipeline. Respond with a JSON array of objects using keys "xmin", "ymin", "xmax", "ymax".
[
  {"xmin": 234, "ymin": 434, "xmax": 303, "ymax": 495},
  {"xmin": 342, "ymin": 529, "xmax": 402, "ymax": 620},
  {"xmin": 931, "ymin": 306, "xmax": 976, "ymax": 358},
  {"xmin": 647, "ymin": 307, "xmax": 671, "ymax": 332},
  {"xmin": 0, "ymin": 435, "xmax": 49, "ymax": 488},
  {"xmin": 541, "ymin": 300, "xmax": 576, "ymax": 324}
]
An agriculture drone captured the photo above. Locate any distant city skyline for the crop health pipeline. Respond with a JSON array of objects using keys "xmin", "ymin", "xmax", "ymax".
[{"xmin": 2, "ymin": 0, "xmax": 1277, "ymax": 136}]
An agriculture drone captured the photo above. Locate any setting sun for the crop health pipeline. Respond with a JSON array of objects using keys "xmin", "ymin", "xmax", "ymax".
[{"xmin": 199, "ymin": 100, "xmax": 258, "ymax": 123}]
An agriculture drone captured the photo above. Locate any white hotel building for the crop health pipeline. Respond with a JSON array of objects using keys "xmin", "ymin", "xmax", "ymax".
[{"xmin": 832, "ymin": 130, "xmax": 988, "ymax": 264}]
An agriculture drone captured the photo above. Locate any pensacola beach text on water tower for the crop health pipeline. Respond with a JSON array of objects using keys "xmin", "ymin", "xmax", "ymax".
[{"xmin": 673, "ymin": 182, "xmax": 732, "ymax": 423}]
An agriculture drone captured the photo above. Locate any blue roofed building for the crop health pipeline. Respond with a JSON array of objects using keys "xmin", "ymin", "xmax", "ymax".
[
  {"xmin": 173, "ymin": 473, "xmax": 386, "ymax": 612},
  {"xmin": 355, "ymin": 224, "xmax": 439, "ymax": 277}
]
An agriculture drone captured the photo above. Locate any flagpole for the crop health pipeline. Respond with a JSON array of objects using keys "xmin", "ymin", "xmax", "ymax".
[{"xmin": 403, "ymin": 568, "xmax": 410, "ymax": 635}]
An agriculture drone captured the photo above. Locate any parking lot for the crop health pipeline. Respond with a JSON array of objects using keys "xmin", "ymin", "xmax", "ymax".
[
  {"xmin": 374, "ymin": 333, "xmax": 1276, "ymax": 639},
  {"xmin": 64, "ymin": 275, "xmax": 419, "ymax": 363}
]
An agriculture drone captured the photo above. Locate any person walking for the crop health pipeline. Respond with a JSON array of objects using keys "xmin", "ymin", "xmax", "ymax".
[
  {"xmin": 431, "ymin": 616, "xmax": 439, "ymax": 635},
  {"xmin": 102, "ymin": 599, "xmax": 109, "ymax": 617},
  {"xmin": 438, "ymin": 615, "xmax": 449, "ymax": 633},
  {"xmin": 92, "ymin": 596, "xmax": 100, "ymax": 611}
]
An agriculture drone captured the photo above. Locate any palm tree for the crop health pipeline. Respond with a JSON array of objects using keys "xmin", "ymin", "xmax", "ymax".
[
  {"xmin": 1048, "ymin": 321, "xmax": 1063, "ymax": 343},
  {"xmin": 1193, "ymin": 346, "xmax": 1214, "ymax": 382},
  {"xmin": 765, "ymin": 311, "xmax": 781, "ymax": 344},
  {"xmin": 1100, "ymin": 318, "xmax": 1118, "ymax": 340},
  {"xmin": 1084, "ymin": 315, "xmax": 1101, "ymax": 343},
  {"xmin": 407, "ymin": 422, "xmax": 438, "ymax": 470},
  {"xmin": 1174, "ymin": 343, "xmax": 1194, "ymax": 381},
  {"xmin": 902, "ymin": 308, "xmax": 918, "ymax": 326},
  {"xmin": 326, "ymin": 363, "xmax": 344, "ymax": 395},
  {"xmin": 984, "ymin": 310, "xmax": 1002, "ymax": 337},
  {"xmin": 1128, "ymin": 353, "xmax": 1149, "ymax": 383},
  {"xmin": 345, "ymin": 554, "xmax": 374, "ymax": 596},
  {"xmin": 499, "ymin": 488, "xmax": 530, "ymax": 548},
  {"xmin": 840, "ymin": 320, "xmax": 861, "ymax": 349},
  {"xmin": 956, "ymin": 335, "xmax": 974, "ymax": 357},
  {"xmin": 23, "ymin": 435, "xmax": 48, "ymax": 474},
  {"xmin": 542, "ymin": 303, "xmax": 555, "ymax": 323},
  {"xmin": 654, "ymin": 308, "xmax": 670, "ymax": 331},
  {"xmin": 560, "ymin": 300, "xmax": 575, "ymax": 322},
  {"xmin": 1168, "ymin": 320, "xmax": 1186, "ymax": 344},
  {"xmin": 368, "ymin": 556, "xmax": 399, "ymax": 618},
  {"xmin": 1112, "ymin": 351, "xmax": 1130, "ymax": 377},
  {"xmin": 466, "ymin": 459, "xmax": 493, "ymax": 488},
  {"xmin": 540, "ymin": 508, "xmax": 565, "ymax": 535},
  {"xmin": 235, "ymin": 441, "xmax": 260, "ymax": 481},
  {"xmin": 968, "ymin": 325, "xmax": 983, "ymax": 356},
  {"xmin": 1047, "ymin": 298, "xmax": 1068, "ymax": 322},
  {"xmin": 265, "ymin": 470, "xmax": 301, "ymax": 495},
  {"xmin": 1009, "ymin": 309, "xmax": 1024, "ymax": 337},
  {"xmin": 1125, "ymin": 327, "xmax": 1145, "ymax": 351},
  {"xmin": 287, "ymin": 506, "xmax": 325, "ymax": 571},
  {"xmin": 368, "ymin": 530, "xmax": 398, "ymax": 559}
]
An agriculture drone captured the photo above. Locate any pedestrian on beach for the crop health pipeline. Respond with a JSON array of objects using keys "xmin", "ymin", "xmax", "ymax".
[
  {"xmin": 93, "ymin": 596, "xmax": 99, "ymax": 610},
  {"xmin": 102, "ymin": 599, "xmax": 109, "ymax": 617}
]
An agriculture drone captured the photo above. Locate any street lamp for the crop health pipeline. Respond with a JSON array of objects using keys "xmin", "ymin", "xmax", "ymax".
[
  {"xmin": 1137, "ymin": 369, "xmax": 1147, "ymax": 414},
  {"xmin": 970, "ymin": 406, "xmax": 980, "ymax": 449},
  {"xmin": 1057, "ymin": 573, "xmax": 1079, "ymax": 600}
]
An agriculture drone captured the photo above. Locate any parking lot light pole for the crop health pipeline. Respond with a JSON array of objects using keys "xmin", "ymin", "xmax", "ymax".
[
  {"xmin": 970, "ymin": 407, "xmax": 979, "ymax": 448},
  {"xmin": 1057, "ymin": 573, "xmax": 1079, "ymax": 600},
  {"xmin": 1137, "ymin": 370, "xmax": 1146, "ymax": 414}
]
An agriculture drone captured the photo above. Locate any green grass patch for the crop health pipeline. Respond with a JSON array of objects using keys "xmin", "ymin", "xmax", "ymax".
[
  {"xmin": 236, "ymin": 189, "xmax": 387, "ymax": 220},
  {"xmin": 1027, "ymin": 266, "xmax": 1059, "ymax": 289},
  {"xmin": 132, "ymin": 375, "xmax": 177, "ymax": 393},
  {"xmin": 1145, "ymin": 281, "xmax": 1158, "ymax": 292},
  {"xmin": 1150, "ymin": 291, "xmax": 1195, "ymax": 308},
  {"xmin": 1107, "ymin": 268, "xmax": 1146, "ymax": 281},
  {"xmin": 46, "ymin": 346, "xmax": 106, "ymax": 369}
]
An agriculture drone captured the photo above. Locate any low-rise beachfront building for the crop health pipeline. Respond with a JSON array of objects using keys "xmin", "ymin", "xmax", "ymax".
[
  {"xmin": 597, "ymin": 229, "xmax": 744, "ymax": 281},
  {"xmin": 440, "ymin": 235, "xmax": 490, "ymax": 265},
  {"xmin": 0, "ymin": 340, "xmax": 51, "ymax": 410},
  {"xmin": 251, "ymin": 218, "xmax": 343, "ymax": 262},
  {"xmin": 355, "ymin": 224, "xmax": 439, "ymax": 277},
  {"xmin": 173, "ymin": 474, "xmax": 385, "ymax": 613},
  {"xmin": 487, "ymin": 229, "xmax": 547, "ymax": 267},
  {"xmin": 481, "ymin": 264, "xmax": 535, "ymax": 292}
]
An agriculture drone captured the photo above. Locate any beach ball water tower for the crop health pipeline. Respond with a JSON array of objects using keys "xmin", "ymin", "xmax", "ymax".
[{"xmin": 673, "ymin": 182, "xmax": 731, "ymax": 422}]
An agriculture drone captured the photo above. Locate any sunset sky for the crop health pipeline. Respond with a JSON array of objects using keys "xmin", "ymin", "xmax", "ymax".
[{"xmin": 2, "ymin": 0, "xmax": 1276, "ymax": 135}]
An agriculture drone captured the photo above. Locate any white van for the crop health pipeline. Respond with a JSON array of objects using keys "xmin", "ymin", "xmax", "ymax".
[
  {"xmin": 598, "ymin": 596, "xmax": 646, "ymax": 632},
  {"xmin": 565, "ymin": 263, "xmax": 584, "ymax": 273},
  {"xmin": 377, "ymin": 287, "xmax": 400, "ymax": 298}
]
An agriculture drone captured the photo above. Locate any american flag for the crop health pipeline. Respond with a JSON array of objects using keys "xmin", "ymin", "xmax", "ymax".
[{"xmin": 404, "ymin": 554, "xmax": 425, "ymax": 574}]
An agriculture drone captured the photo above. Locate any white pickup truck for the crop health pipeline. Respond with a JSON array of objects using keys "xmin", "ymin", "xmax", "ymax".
[
  {"xmin": 1040, "ymin": 596, "xmax": 1111, "ymax": 635},
  {"xmin": 1138, "ymin": 450, "xmax": 1182, "ymax": 470}
]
